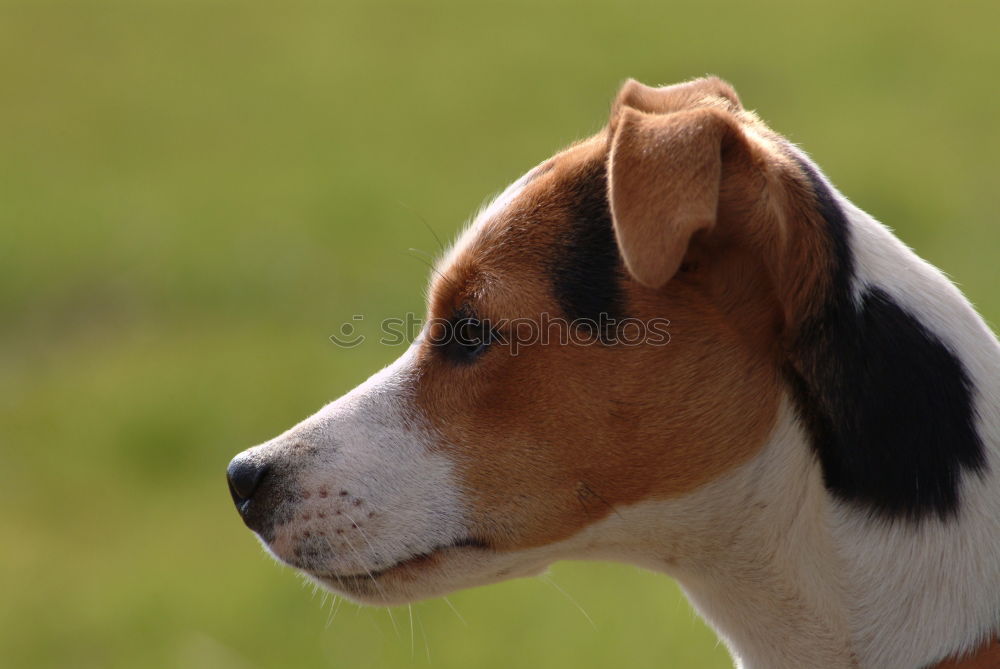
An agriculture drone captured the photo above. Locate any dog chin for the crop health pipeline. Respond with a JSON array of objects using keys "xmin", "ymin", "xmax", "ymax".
[{"xmin": 302, "ymin": 545, "xmax": 549, "ymax": 606}]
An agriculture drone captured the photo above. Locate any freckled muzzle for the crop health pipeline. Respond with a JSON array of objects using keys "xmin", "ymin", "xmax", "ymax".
[
  {"xmin": 225, "ymin": 446, "xmax": 391, "ymax": 572},
  {"xmin": 280, "ymin": 486, "xmax": 385, "ymax": 568}
]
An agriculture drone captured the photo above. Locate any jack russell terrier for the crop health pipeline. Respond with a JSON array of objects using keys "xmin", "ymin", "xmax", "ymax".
[{"xmin": 227, "ymin": 77, "xmax": 1000, "ymax": 669}]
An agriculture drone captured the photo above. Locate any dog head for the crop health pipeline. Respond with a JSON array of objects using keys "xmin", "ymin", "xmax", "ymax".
[{"xmin": 227, "ymin": 77, "xmax": 837, "ymax": 604}]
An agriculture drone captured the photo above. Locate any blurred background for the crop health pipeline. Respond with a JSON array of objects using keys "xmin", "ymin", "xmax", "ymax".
[{"xmin": 2, "ymin": 1, "xmax": 998, "ymax": 667}]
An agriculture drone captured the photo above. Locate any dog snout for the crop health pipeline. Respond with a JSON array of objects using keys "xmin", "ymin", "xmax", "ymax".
[{"xmin": 227, "ymin": 452, "xmax": 272, "ymax": 532}]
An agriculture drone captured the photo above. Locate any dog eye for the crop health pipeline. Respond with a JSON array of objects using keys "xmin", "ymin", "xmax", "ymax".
[
  {"xmin": 438, "ymin": 315, "xmax": 492, "ymax": 363},
  {"xmin": 456, "ymin": 317, "xmax": 491, "ymax": 356}
]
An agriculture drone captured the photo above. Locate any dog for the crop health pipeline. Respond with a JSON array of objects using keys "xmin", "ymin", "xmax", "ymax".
[{"xmin": 227, "ymin": 77, "xmax": 1000, "ymax": 668}]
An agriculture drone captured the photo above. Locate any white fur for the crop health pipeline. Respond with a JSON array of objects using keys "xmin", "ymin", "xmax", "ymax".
[{"xmin": 247, "ymin": 344, "xmax": 470, "ymax": 583}]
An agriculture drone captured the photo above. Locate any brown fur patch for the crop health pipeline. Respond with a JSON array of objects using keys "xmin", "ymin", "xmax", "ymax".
[
  {"xmin": 932, "ymin": 638, "xmax": 1000, "ymax": 669},
  {"xmin": 610, "ymin": 77, "xmax": 742, "ymax": 134}
]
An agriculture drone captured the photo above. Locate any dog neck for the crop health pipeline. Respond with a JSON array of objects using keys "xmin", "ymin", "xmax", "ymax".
[
  {"xmin": 619, "ymin": 395, "xmax": 1000, "ymax": 669},
  {"xmin": 646, "ymin": 405, "xmax": 857, "ymax": 668}
]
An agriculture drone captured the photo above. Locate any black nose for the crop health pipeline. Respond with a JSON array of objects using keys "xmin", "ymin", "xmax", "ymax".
[{"xmin": 227, "ymin": 454, "xmax": 270, "ymax": 519}]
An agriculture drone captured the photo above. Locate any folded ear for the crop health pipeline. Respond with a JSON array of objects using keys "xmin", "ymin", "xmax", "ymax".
[
  {"xmin": 607, "ymin": 106, "xmax": 746, "ymax": 289},
  {"xmin": 611, "ymin": 76, "xmax": 742, "ymax": 123}
]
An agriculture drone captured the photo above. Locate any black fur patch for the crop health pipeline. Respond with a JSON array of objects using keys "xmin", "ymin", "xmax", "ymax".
[
  {"xmin": 786, "ymin": 157, "xmax": 985, "ymax": 521},
  {"xmin": 548, "ymin": 161, "xmax": 626, "ymax": 328}
]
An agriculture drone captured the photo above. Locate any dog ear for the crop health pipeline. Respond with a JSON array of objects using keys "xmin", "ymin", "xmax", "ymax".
[
  {"xmin": 607, "ymin": 105, "xmax": 748, "ymax": 289},
  {"xmin": 611, "ymin": 77, "xmax": 742, "ymax": 122}
]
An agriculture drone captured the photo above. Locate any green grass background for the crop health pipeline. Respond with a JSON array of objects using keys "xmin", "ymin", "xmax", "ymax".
[{"xmin": 2, "ymin": 1, "xmax": 998, "ymax": 667}]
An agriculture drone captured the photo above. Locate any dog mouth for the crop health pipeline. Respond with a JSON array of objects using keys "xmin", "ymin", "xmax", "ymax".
[{"xmin": 317, "ymin": 537, "xmax": 490, "ymax": 585}]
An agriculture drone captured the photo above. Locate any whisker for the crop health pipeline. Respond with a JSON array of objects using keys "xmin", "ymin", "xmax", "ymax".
[
  {"xmin": 395, "ymin": 199, "xmax": 446, "ymax": 253},
  {"xmin": 538, "ymin": 574, "xmax": 597, "ymax": 630},
  {"xmin": 317, "ymin": 535, "xmax": 354, "ymax": 628},
  {"xmin": 342, "ymin": 510, "xmax": 410, "ymax": 643},
  {"xmin": 331, "ymin": 592, "xmax": 345, "ymax": 622},
  {"xmin": 401, "ymin": 249, "xmax": 460, "ymax": 294},
  {"xmin": 408, "ymin": 603, "xmax": 415, "ymax": 659},
  {"xmin": 339, "ymin": 532, "xmax": 400, "ymax": 639},
  {"xmin": 325, "ymin": 593, "xmax": 342, "ymax": 629},
  {"xmin": 408, "ymin": 247, "xmax": 435, "ymax": 260},
  {"xmin": 441, "ymin": 596, "xmax": 468, "ymax": 627},
  {"xmin": 385, "ymin": 606, "xmax": 400, "ymax": 640},
  {"xmin": 338, "ymin": 533, "xmax": 387, "ymax": 593},
  {"xmin": 343, "ymin": 512, "xmax": 380, "ymax": 556},
  {"xmin": 417, "ymin": 608, "xmax": 432, "ymax": 663}
]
